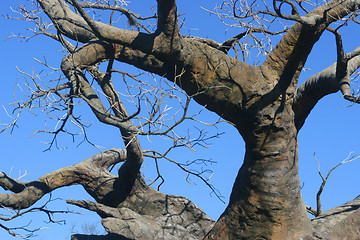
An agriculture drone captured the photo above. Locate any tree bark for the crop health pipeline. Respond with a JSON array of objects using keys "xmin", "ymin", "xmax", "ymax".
[
  {"xmin": 204, "ymin": 96, "xmax": 313, "ymax": 239},
  {"xmin": 0, "ymin": 149, "xmax": 214, "ymax": 239},
  {"xmin": 3, "ymin": 0, "xmax": 360, "ymax": 239},
  {"xmin": 312, "ymin": 195, "xmax": 360, "ymax": 239}
]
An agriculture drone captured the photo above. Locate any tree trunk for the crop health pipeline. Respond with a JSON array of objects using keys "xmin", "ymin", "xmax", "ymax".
[{"xmin": 206, "ymin": 101, "xmax": 313, "ymax": 239}]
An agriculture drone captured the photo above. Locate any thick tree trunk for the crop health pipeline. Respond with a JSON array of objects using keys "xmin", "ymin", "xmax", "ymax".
[{"xmin": 205, "ymin": 102, "xmax": 312, "ymax": 239}]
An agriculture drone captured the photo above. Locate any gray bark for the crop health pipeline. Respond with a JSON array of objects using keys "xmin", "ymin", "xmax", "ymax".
[{"xmin": 2, "ymin": 0, "xmax": 360, "ymax": 239}]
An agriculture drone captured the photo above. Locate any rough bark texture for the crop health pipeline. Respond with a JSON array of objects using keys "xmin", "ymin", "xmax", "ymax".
[
  {"xmin": 312, "ymin": 195, "xmax": 360, "ymax": 239},
  {"xmin": 1, "ymin": 149, "xmax": 214, "ymax": 239},
  {"xmin": 2, "ymin": 0, "xmax": 360, "ymax": 239},
  {"xmin": 68, "ymin": 195, "xmax": 214, "ymax": 240}
]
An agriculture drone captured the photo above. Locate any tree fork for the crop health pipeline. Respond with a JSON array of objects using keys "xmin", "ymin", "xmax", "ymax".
[{"xmin": 3, "ymin": 0, "xmax": 360, "ymax": 239}]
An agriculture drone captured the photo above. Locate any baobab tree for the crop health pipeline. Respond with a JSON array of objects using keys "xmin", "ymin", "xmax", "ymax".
[{"xmin": 1, "ymin": 0, "xmax": 360, "ymax": 239}]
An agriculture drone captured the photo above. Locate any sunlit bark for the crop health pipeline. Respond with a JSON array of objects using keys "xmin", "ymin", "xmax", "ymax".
[{"xmin": 2, "ymin": 0, "xmax": 360, "ymax": 239}]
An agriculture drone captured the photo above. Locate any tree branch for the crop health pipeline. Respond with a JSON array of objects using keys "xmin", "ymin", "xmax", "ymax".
[
  {"xmin": 293, "ymin": 46, "xmax": 360, "ymax": 130},
  {"xmin": 37, "ymin": 0, "xmax": 96, "ymax": 42},
  {"xmin": 312, "ymin": 195, "xmax": 360, "ymax": 239},
  {"xmin": 61, "ymin": 43, "xmax": 145, "ymax": 185},
  {"xmin": 68, "ymin": 0, "xmax": 180, "ymax": 60},
  {"xmin": 0, "ymin": 149, "xmax": 126, "ymax": 209},
  {"xmin": 313, "ymin": 152, "xmax": 360, "ymax": 216},
  {"xmin": 262, "ymin": 0, "xmax": 360, "ymax": 85},
  {"xmin": 64, "ymin": 1, "xmax": 155, "ymax": 33},
  {"xmin": 67, "ymin": 194, "xmax": 214, "ymax": 240},
  {"xmin": 272, "ymin": 0, "xmax": 325, "ymax": 26},
  {"xmin": 220, "ymin": 28, "xmax": 288, "ymax": 54}
]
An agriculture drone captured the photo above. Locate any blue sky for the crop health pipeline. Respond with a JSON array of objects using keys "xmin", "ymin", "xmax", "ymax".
[{"xmin": 1, "ymin": 0, "xmax": 360, "ymax": 239}]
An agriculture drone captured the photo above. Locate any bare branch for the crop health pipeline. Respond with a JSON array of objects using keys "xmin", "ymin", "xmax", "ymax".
[
  {"xmin": 272, "ymin": 0, "xmax": 324, "ymax": 26},
  {"xmin": 306, "ymin": 205, "xmax": 318, "ymax": 216},
  {"xmin": 67, "ymin": 0, "xmax": 180, "ymax": 58},
  {"xmin": 144, "ymin": 149, "xmax": 225, "ymax": 203},
  {"xmin": 64, "ymin": 0, "xmax": 156, "ymax": 33},
  {"xmin": 67, "ymin": 196, "xmax": 214, "ymax": 240},
  {"xmin": 313, "ymin": 152, "xmax": 360, "ymax": 216},
  {"xmin": 221, "ymin": 28, "xmax": 288, "ymax": 54},
  {"xmin": 0, "ymin": 67, "xmax": 71, "ymax": 136},
  {"xmin": 294, "ymin": 45, "xmax": 360, "ymax": 130},
  {"xmin": 0, "ymin": 148, "xmax": 126, "ymax": 209}
]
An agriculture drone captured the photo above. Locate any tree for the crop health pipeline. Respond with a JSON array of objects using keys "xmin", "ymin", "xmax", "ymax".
[{"xmin": 1, "ymin": 0, "xmax": 360, "ymax": 239}]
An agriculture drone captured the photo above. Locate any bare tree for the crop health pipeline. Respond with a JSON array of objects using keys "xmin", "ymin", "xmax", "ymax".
[{"xmin": 2, "ymin": 0, "xmax": 360, "ymax": 239}]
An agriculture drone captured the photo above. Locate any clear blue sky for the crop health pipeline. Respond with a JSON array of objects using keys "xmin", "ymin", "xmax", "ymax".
[{"xmin": 1, "ymin": 0, "xmax": 360, "ymax": 239}]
